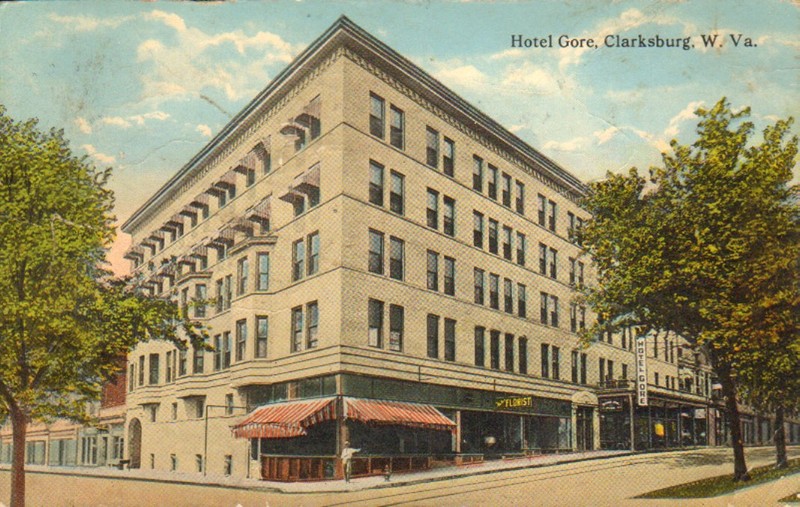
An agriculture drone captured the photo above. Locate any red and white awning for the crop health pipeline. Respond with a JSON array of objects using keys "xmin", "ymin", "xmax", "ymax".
[
  {"xmin": 343, "ymin": 397, "xmax": 456, "ymax": 433},
  {"xmin": 232, "ymin": 397, "xmax": 336, "ymax": 439}
]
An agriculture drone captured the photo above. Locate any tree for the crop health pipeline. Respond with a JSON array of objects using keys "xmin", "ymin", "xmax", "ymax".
[
  {"xmin": 580, "ymin": 98, "xmax": 798, "ymax": 482},
  {"xmin": 0, "ymin": 106, "xmax": 205, "ymax": 507}
]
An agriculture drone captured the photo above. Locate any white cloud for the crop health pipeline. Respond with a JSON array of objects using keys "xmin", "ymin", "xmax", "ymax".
[
  {"xmin": 594, "ymin": 126, "xmax": 621, "ymax": 145},
  {"xmin": 99, "ymin": 111, "xmax": 170, "ymax": 129},
  {"xmin": 137, "ymin": 10, "xmax": 297, "ymax": 102},
  {"xmin": 664, "ymin": 100, "xmax": 703, "ymax": 138},
  {"xmin": 502, "ymin": 62, "xmax": 569, "ymax": 96},
  {"xmin": 82, "ymin": 144, "xmax": 116, "ymax": 164},
  {"xmin": 543, "ymin": 136, "xmax": 590, "ymax": 152},
  {"xmin": 433, "ymin": 63, "xmax": 489, "ymax": 91},
  {"xmin": 196, "ymin": 124, "xmax": 212, "ymax": 137},
  {"xmin": 74, "ymin": 117, "xmax": 92, "ymax": 134},
  {"xmin": 48, "ymin": 13, "xmax": 130, "ymax": 32}
]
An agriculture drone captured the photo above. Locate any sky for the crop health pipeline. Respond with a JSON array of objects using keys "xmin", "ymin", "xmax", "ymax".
[{"xmin": 1, "ymin": 0, "xmax": 798, "ymax": 276}]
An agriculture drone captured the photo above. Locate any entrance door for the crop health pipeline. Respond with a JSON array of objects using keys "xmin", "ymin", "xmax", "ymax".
[
  {"xmin": 128, "ymin": 418, "xmax": 142, "ymax": 469},
  {"xmin": 576, "ymin": 407, "xmax": 594, "ymax": 451}
]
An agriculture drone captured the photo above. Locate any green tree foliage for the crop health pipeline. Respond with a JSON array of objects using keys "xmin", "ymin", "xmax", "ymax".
[
  {"xmin": 0, "ymin": 106, "xmax": 205, "ymax": 507},
  {"xmin": 581, "ymin": 98, "xmax": 798, "ymax": 481}
]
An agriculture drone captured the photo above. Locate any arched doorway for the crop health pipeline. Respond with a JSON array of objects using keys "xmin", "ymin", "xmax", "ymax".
[{"xmin": 128, "ymin": 418, "xmax": 142, "ymax": 469}]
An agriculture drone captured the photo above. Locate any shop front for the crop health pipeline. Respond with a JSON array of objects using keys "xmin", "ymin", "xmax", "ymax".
[{"xmin": 599, "ymin": 394, "xmax": 708, "ymax": 451}]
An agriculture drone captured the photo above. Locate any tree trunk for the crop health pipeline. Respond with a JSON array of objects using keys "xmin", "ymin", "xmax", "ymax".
[
  {"xmin": 719, "ymin": 369, "xmax": 750, "ymax": 482},
  {"xmin": 774, "ymin": 406, "xmax": 788, "ymax": 469},
  {"xmin": 10, "ymin": 406, "xmax": 27, "ymax": 507}
]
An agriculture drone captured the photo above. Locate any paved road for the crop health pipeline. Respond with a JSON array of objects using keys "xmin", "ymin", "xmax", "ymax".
[{"xmin": 1, "ymin": 446, "xmax": 798, "ymax": 507}]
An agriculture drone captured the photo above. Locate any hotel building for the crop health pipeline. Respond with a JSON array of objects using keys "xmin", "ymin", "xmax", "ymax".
[{"xmin": 2, "ymin": 17, "xmax": 797, "ymax": 480}]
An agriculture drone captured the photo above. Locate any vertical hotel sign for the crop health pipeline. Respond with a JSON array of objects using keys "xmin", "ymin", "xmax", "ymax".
[{"xmin": 635, "ymin": 336, "xmax": 648, "ymax": 406}]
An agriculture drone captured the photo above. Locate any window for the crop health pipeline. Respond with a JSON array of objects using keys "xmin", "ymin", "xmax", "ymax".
[
  {"xmin": 472, "ymin": 156, "xmax": 483, "ymax": 192},
  {"xmin": 389, "ymin": 304, "xmax": 404, "ymax": 352},
  {"xmin": 537, "ymin": 194, "xmax": 547, "ymax": 227},
  {"xmin": 488, "ymin": 219, "xmax": 498, "ymax": 254},
  {"xmin": 389, "ymin": 236, "xmax": 404, "ymax": 281},
  {"xmin": 551, "ymin": 346, "xmax": 561, "ymax": 380},
  {"xmin": 172, "ymin": 402, "xmax": 178, "ymax": 420},
  {"xmin": 137, "ymin": 356, "xmax": 144, "ymax": 385},
  {"xmin": 579, "ymin": 306, "xmax": 586, "ymax": 331},
  {"xmin": 443, "ymin": 256, "xmax": 455, "ymax": 296},
  {"xmin": 389, "ymin": 171, "xmax": 404, "ymax": 214},
  {"xmin": 607, "ymin": 359, "xmax": 614, "ymax": 381},
  {"xmin": 255, "ymin": 316, "xmax": 268, "ymax": 358},
  {"xmin": 443, "ymin": 196, "xmax": 456, "ymax": 236},
  {"xmin": 256, "ymin": 253, "xmax": 270, "ymax": 291},
  {"xmin": 473, "ymin": 211, "xmax": 484, "ymax": 248},
  {"xmin": 599, "ymin": 358, "xmax": 606, "ymax": 383},
  {"xmin": 489, "ymin": 274, "xmax": 499, "ymax": 309},
  {"xmin": 215, "ymin": 279, "xmax": 224, "ymax": 314},
  {"xmin": 427, "ymin": 250, "xmax": 439, "ymax": 291},
  {"xmin": 540, "ymin": 292, "xmax": 548, "ymax": 325},
  {"xmin": 490, "ymin": 330, "xmax": 500, "ymax": 369},
  {"xmin": 148, "ymin": 354, "xmax": 159, "ymax": 385},
  {"xmin": 541, "ymin": 344, "xmax": 550, "ymax": 378},
  {"xmin": 516, "ymin": 232, "xmax": 526, "ymax": 266},
  {"xmin": 426, "ymin": 127, "xmax": 439, "ymax": 168},
  {"xmin": 550, "ymin": 295, "xmax": 559, "ymax": 327},
  {"xmin": 292, "ymin": 238, "xmax": 305, "ymax": 281},
  {"xmin": 166, "ymin": 351, "xmax": 173, "ymax": 383},
  {"xmin": 504, "ymin": 333, "xmax": 514, "ymax": 371},
  {"xmin": 192, "ymin": 342, "xmax": 204, "ymax": 374},
  {"xmin": 129, "ymin": 363, "xmax": 135, "ymax": 392},
  {"xmin": 306, "ymin": 302, "xmax": 319, "ymax": 349},
  {"xmin": 549, "ymin": 248, "xmax": 558, "ymax": 279},
  {"xmin": 570, "ymin": 303, "xmax": 578, "ymax": 333},
  {"xmin": 474, "ymin": 327, "xmax": 485, "ymax": 367},
  {"xmin": 194, "ymin": 398, "xmax": 206, "ymax": 419},
  {"xmin": 518, "ymin": 337, "xmax": 528, "ymax": 374},
  {"xmin": 427, "ymin": 189, "xmax": 439, "ymax": 229},
  {"xmin": 235, "ymin": 319, "xmax": 247, "ymax": 362},
  {"xmin": 539, "ymin": 243, "xmax": 548, "ymax": 275},
  {"xmin": 369, "ymin": 160, "xmax": 384, "ymax": 206},
  {"xmin": 443, "ymin": 137, "xmax": 455, "ymax": 176},
  {"xmin": 190, "ymin": 284, "xmax": 205, "ymax": 318},
  {"xmin": 224, "ymin": 275, "xmax": 232, "ymax": 311},
  {"xmin": 473, "ymin": 268, "xmax": 485, "ymax": 304},
  {"xmin": 237, "ymin": 257, "xmax": 249, "ymax": 296},
  {"xmin": 502, "ymin": 226, "xmax": 512, "ymax": 260},
  {"xmin": 307, "ymin": 232, "xmax": 320, "ymax": 276},
  {"xmin": 515, "ymin": 180, "xmax": 525, "ymax": 214},
  {"xmin": 580, "ymin": 353, "xmax": 587, "ymax": 384},
  {"xmin": 390, "ymin": 106, "xmax": 404, "ymax": 149},
  {"xmin": 654, "ymin": 372, "xmax": 659, "ymax": 386},
  {"xmin": 501, "ymin": 173, "xmax": 512, "ymax": 207},
  {"xmin": 427, "ymin": 314, "xmax": 439, "ymax": 358},
  {"xmin": 569, "ymin": 258, "xmax": 576, "ymax": 286},
  {"xmin": 504, "ymin": 278, "xmax": 513, "ymax": 314},
  {"xmin": 370, "ymin": 93, "xmax": 385, "ymax": 138},
  {"xmin": 368, "ymin": 299, "xmax": 384, "ymax": 348},
  {"xmin": 622, "ymin": 363, "xmax": 628, "ymax": 380},
  {"xmin": 571, "ymin": 351, "xmax": 579, "ymax": 383},
  {"xmin": 180, "ymin": 288, "xmax": 189, "ymax": 318},
  {"xmin": 487, "ymin": 165, "xmax": 498, "ymax": 200},
  {"xmin": 222, "ymin": 332, "xmax": 231, "ymax": 369},
  {"xmin": 368, "ymin": 229, "xmax": 384, "ymax": 275},
  {"xmin": 548, "ymin": 200, "xmax": 557, "ymax": 232},
  {"xmin": 444, "ymin": 318, "xmax": 456, "ymax": 361},
  {"xmin": 517, "ymin": 283, "xmax": 527, "ymax": 318},
  {"xmin": 291, "ymin": 306, "xmax": 304, "ymax": 353},
  {"xmin": 225, "ymin": 394, "xmax": 234, "ymax": 416}
]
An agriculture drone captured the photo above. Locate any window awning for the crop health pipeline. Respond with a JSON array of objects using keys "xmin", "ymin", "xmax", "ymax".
[
  {"xmin": 343, "ymin": 397, "xmax": 456, "ymax": 433},
  {"xmin": 231, "ymin": 397, "xmax": 336, "ymax": 439}
]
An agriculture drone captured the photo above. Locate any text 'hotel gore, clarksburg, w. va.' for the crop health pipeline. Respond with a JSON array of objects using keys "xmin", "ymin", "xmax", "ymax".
[{"xmin": 2, "ymin": 16, "xmax": 798, "ymax": 481}]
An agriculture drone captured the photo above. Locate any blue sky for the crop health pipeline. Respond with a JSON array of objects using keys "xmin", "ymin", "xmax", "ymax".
[{"xmin": 1, "ymin": 1, "xmax": 797, "ymax": 274}]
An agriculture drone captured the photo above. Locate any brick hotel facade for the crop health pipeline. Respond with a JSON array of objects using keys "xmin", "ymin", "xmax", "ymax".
[{"xmin": 2, "ymin": 17, "xmax": 797, "ymax": 480}]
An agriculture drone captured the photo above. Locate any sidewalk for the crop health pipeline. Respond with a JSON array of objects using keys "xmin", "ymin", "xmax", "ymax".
[{"xmin": 1, "ymin": 449, "xmax": 631, "ymax": 494}]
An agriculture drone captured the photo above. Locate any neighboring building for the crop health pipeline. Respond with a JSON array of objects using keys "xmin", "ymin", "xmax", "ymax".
[{"xmin": 1, "ymin": 17, "xmax": 797, "ymax": 480}]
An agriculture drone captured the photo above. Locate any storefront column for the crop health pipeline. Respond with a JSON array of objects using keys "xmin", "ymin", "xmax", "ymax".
[
  {"xmin": 648, "ymin": 405, "xmax": 653, "ymax": 449},
  {"xmin": 593, "ymin": 408, "xmax": 601, "ymax": 450},
  {"xmin": 455, "ymin": 411, "xmax": 462, "ymax": 453},
  {"xmin": 628, "ymin": 394, "xmax": 636, "ymax": 451}
]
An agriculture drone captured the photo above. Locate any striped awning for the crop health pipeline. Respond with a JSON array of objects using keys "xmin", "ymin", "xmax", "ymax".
[
  {"xmin": 343, "ymin": 398, "xmax": 456, "ymax": 433},
  {"xmin": 231, "ymin": 397, "xmax": 336, "ymax": 439}
]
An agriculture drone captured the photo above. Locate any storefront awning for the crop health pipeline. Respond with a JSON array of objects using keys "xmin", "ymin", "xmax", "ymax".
[
  {"xmin": 231, "ymin": 397, "xmax": 336, "ymax": 439},
  {"xmin": 343, "ymin": 397, "xmax": 456, "ymax": 433}
]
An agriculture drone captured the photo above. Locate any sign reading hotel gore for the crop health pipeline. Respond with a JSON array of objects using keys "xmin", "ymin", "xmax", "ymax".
[
  {"xmin": 635, "ymin": 336, "xmax": 648, "ymax": 406},
  {"xmin": 495, "ymin": 396, "xmax": 533, "ymax": 410}
]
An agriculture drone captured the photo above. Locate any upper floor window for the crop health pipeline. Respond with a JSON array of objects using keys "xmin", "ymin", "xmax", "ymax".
[
  {"xmin": 427, "ymin": 188, "xmax": 439, "ymax": 229},
  {"xmin": 515, "ymin": 180, "xmax": 525, "ymax": 214},
  {"xmin": 368, "ymin": 229, "xmax": 385, "ymax": 275},
  {"xmin": 443, "ymin": 138, "xmax": 455, "ymax": 176},
  {"xmin": 288, "ymin": 164, "xmax": 320, "ymax": 217},
  {"xmin": 489, "ymin": 273, "xmax": 500, "ymax": 310},
  {"xmin": 370, "ymin": 93, "xmax": 385, "ymax": 138},
  {"xmin": 235, "ymin": 319, "xmax": 247, "ymax": 362},
  {"xmin": 427, "ymin": 250, "xmax": 439, "ymax": 291},
  {"xmin": 504, "ymin": 333, "xmax": 514, "ymax": 371},
  {"xmin": 518, "ymin": 337, "xmax": 528, "ymax": 374},
  {"xmin": 292, "ymin": 238, "xmax": 305, "ymax": 282},
  {"xmin": 537, "ymin": 194, "xmax": 547, "ymax": 227},
  {"xmin": 426, "ymin": 127, "xmax": 439, "ymax": 168},
  {"xmin": 427, "ymin": 314, "xmax": 440, "ymax": 359},
  {"xmin": 255, "ymin": 316, "xmax": 269, "ymax": 358},
  {"xmin": 237, "ymin": 257, "xmax": 249, "ymax": 296},
  {"xmin": 443, "ymin": 196, "xmax": 456, "ymax": 237},
  {"xmin": 368, "ymin": 299, "xmax": 384, "ymax": 348},
  {"xmin": 487, "ymin": 165, "xmax": 498, "ymax": 200},
  {"xmin": 389, "ymin": 236, "xmax": 404, "ymax": 281},
  {"xmin": 502, "ymin": 226, "xmax": 513, "ymax": 260},
  {"xmin": 291, "ymin": 301, "xmax": 319, "ymax": 352},
  {"xmin": 474, "ymin": 327, "xmax": 485, "ymax": 367},
  {"xmin": 516, "ymin": 232, "xmax": 526, "ymax": 266},
  {"xmin": 390, "ymin": 106, "xmax": 404, "ymax": 149},
  {"xmin": 473, "ymin": 268, "xmax": 485, "ymax": 304},
  {"xmin": 473, "ymin": 211, "xmax": 484, "ymax": 248},
  {"xmin": 501, "ymin": 173, "xmax": 512, "ymax": 207},
  {"xmin": 443, "ymin": 256, "xmax": 456, "ymax": 296},
  {"xmin": 389, "ymin": 304, "xmax": 404, "ymax": 352},
  {"xmin": 444, "ymin": 318, "xmax": 456, "ymax": 362},
  {"xmin": 307, "ymin": 232, "xmax": 320, "ymax": 276},
  {"xmin": 149, "ymin": 354, "xmax": 160, "ymax": 385},
  {"xmin": 472, "ymin": 156, "xmax": 483, "ymax": 192},
  {"xmin": 369, "ymin": 160, "xmax": 384, "ymax": 206},
  {"xmin": 488, "ymin": 219, "xmax": 499, "ymax": 254},
  {"xmin": 390, "ymin": 171, "xmax": 405, "ymax": 215},
  {"xmin": 548, "ymin": 200, "xmax": 557, "ymax": 232},
  {"xmin": 256, "ymin": 253, "xmax": 270, "ymax": 291}
]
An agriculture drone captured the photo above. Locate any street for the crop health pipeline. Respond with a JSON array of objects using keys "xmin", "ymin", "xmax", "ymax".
[{"xmin": 1, "ymin": 446, "xmax": 798, "ymax": 507}]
